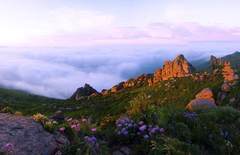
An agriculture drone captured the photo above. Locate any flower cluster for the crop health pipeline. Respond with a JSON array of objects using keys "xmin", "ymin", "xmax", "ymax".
[
  {"xmin": 32, "ymin": 113, "xmax": 48, "ymax": 123},
  {"xmin": 84, "ymin": 136, "xmax": 99, "ymax": 154},
  {"xmin": 1, "ymin": 143, "xmax": 14, "ymax": 154},
  {"xmin": 65, "ymin": 117, "xmax": 97, "ymax": 134},
  {"xmin": 115, "ymin": 117, "xmax": 165, "ymax": 140},
  {"xmin": 84, "ymin": 136, "xmax": 97, "ymax": 146},
  {"xmin": 183, "ymin": 112, "xmax": 198, "ymax": 120}
]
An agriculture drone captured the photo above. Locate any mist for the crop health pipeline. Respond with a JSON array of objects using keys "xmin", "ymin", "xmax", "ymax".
[{"xmin": 0, "ymin": 45, "xmax": 238, "ymax": 99}]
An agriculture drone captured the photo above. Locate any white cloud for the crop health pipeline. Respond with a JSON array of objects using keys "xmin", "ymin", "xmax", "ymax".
[{"xmin": 48, "ymin": 7, "xmax": 115, "ymax": 33}]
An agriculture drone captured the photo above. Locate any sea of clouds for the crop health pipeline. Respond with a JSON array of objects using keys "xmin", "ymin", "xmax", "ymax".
[{"xmin": 0, "ymin": 45, "xmax": 238, "ymax": 99}]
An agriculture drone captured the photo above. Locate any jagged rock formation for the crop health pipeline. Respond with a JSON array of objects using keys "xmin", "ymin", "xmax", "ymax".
[
  {"xmin": 0, "ymin": 113, "xmax": 69, "ymax": 155},
  {"xmin": 71, "ymin": 83, "xmax": 99, "ymax": 100},
  {"xmin": 210, "ymin": 55, "xmax": 223, "ymax": 70},
  {"xmin": 100, "ymin": 55, "xmax": 194, "ymax": 95},
  {"xmin": 222, "ymin": 62, "xmax": 237, "ymax": 82},
  {"xmin": 102, "ymin": 74, "xmax": 152, "ymax": 95},
  {"xmin": 186, "ymin": 88, "xmax": 216, "ymax": 111},
  {"xmin": 150, "ymin": 55, "xmax": 195, "ymax": 84}
]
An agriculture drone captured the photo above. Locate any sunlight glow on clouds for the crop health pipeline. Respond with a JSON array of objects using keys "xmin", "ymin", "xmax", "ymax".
[{"xmin": 0, "ymin": 0, "xmax": 240, "ymax": 46}]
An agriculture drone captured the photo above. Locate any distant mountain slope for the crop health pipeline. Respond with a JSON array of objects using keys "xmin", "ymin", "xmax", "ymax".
[
  {"xmin": 0, "ymin": 87, "xmax": 63, "ymax": 115},
  {"xmin": 221, "ymin": 51, "xmax": 240, "ymax": 68},
  {"xmin": 192, "ymin": 51, "xmax": 240, "ymax": 70}
]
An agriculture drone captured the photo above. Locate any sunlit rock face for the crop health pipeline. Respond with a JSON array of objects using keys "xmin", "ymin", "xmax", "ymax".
[
  {"xmin": 186, "ymin": 88, "xmax": 216, "ymax": 111},
  {"xmin": 222, "ymin": 62, "xmax": 236, "ymax": 82},
  {"xmin": 152, "ymin": 55, "xmax": 195, "ymax": 84}
]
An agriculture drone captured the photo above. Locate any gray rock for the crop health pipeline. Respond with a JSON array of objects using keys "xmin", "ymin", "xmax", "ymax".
[
  {"xmin": 0, "ymin": 113, "xmax": 69, "ymax": 155},
  {"xmin": 221, "ymin": 83, "xmax": 231, "ymax": 92},
  {"xmin": 51, "ymin": 111, "xmax": 65, "ymax": 122},
  {"xmin": 186, "ymin": 99, "xmax": 216, "ymax": 111},
  {"xmin": 112, "ymin": 147, "xmax": 131, "ymax": 155}
]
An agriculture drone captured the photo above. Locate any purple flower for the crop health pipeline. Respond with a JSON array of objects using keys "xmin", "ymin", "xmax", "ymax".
[
  {"xmin": 139, "ymin": 125, "xmax": 147, "ymax": 132},
  {"xmin": 91, "ymin": 128, "xmax": 97, "ymax": 132},
  {"xmin": 1, "ymin": 143, "xmax": 14, "ymax": 153},
  {"xmin": 84, "ymin": 136, "xmax": 97, "ymax": 145},
  {"xmin": 138, "ymin": 121, "xmax": 144, "ymax": 125},
  {"xmin": 143, "ymin": 135, "xmax": 149, "ymax": 140},
  {"xmin": 123, "ymin": 130, "xmax": 128, "ymax": 136},
  {"xmin": 159, "ymin": 128, "xmax": 165, "ymax": 133}
]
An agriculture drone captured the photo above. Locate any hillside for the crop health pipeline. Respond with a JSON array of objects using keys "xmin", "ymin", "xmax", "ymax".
[
  {"xmin": 0, "ymin": 53, "xmax": 240, "ymax": 155},
  {"xmin": 0, "ymin": 87, "xmax": 63, "ymax": 115}
]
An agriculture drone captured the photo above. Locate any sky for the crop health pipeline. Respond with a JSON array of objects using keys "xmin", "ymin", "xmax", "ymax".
[
  {"xmin": 0, "ymin": 0, "xmax": 240, "ymax": 98},
  {"xmin": 1, "ymin": 0, "xmax": 240, "ymax": 46}
]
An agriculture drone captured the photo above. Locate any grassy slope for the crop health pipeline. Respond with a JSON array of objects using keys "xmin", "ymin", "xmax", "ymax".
[
  {"xmin": 0, "ymin": 87, "xmax": 64, "ymax": 115},
  {"xmin": 63, "ymin": 75, "xmax": 223, "ymax": 122},
  {"xmin": 0, "ymin": 75, "xmax": 223, "ymax": 120}
]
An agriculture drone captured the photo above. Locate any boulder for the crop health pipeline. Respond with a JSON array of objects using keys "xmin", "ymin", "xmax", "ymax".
[
  {"xmin": 221, "ymin": 83, "xmax": 231, "ymax": 92},
  {"xmin": 186, "ymin": 99, "xmax": 216, "ymax": 111},
  {"xmin": 195, "ymin": 88, "xmax": 214, "ymax": 99},
  {"xmin": 50, "ymin": 110, "xmax": 65, "ymax": 122},
  {"xmin": 112, "ymin": 147, "xmax": 131, "ymax": 155},
  {"xmin": 0, "ymin": 113, "xmax": 69, "ymax": 155},
  {"xmin": 186, "ymin": 88, "xmax": 216, "ymax": 111}
]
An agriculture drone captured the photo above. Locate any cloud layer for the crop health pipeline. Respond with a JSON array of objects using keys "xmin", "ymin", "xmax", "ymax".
[
  {"xmin": 0, "ymin": 46, "xmax": 170, "ymax": 99},
  {"xmin": 0, "ymin": 44, "xmax": 238, "ymax": 99}
]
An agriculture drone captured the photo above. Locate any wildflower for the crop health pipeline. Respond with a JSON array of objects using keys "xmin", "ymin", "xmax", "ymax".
[
  {"xmin": 138, "ymin": 121, "xmax": 144, "ymax": 125},
  {"xmin": 67, "ymin": 118, "xmax": 72, "ymax": 122},
  {"xmin": 71, "ymin": 124, "xmax": 80, "ymax": 132},
  {"xmin": 59, "ymin": 127, "xmax": 65, "ymax": 133},
  {"xmin": 32, "ymin": 113, "xmax": 47, "ymax": 123},
  {"xmin": 139, "ymin": 125, "xmax": 147, "ymax": 132},
  {"xmin": 54, "ymin": 150, "xmax": 63, "ymax": 155},
  {"xmin": 71, "ymin": 124, "xmax": 76, "ymax": 129},
  {"xmin": 1, "ymin": 143, "xmax": 14, "ymax": 153},
  {"xmin": 82, "ymin": 118, "xmax": 87, "ymax": 123},
  {"xmin": 84, "ymin": 136, "xmax": 97, "ymax": 145},
  {"xmin": 143, "ymin": 135, "xmax": 149, "ymax": 140},
  {"xmin": 123, "ymin": 130, "xmax": 128, "ymax": 136},
  {"xmin": 91, "ymin": 128, "xmax": 97, "ymax": 132}
]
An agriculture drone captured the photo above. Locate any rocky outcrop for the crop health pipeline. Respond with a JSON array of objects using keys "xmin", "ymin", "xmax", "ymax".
[
  {"xmin": 71, "ymin": 83, "xmax": 99, "ymax": 100},
  {"xmin": 102, "ymin": 74, "xmax": 152, "ymax": 95},
  {"xmin": 210, "ymin": 55, "xmax": 223, "ymax": 70},
  {"xmin": 222, "ymin": 62, "xmax": 237, "ymax": 82},
  {"xmin": 195, "ymin": 88, "xmax": 214, "ymax": 99},
  {"xmin": 151, "ymin": 55, "xmax": 195, "ymax": 84},
  {"xmin": 0, "ymin": 113, "xmax": 69, "ymax": 155},
  {"xmin": 186, "ymin": 88, "xmax": 216, "ymax": 111}
]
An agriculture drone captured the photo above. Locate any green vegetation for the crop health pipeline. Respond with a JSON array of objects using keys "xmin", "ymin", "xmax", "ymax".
[
  {"xmin": 0, "ymin": 87, "xmax": 64, "ymax": 115},
  {"xmin": 1, "ymin": 67, "xmax": 240, "ymax": 154}
]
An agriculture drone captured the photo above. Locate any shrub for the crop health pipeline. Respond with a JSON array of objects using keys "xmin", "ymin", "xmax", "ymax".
[
  {"xmin": 0, "ymin": 106, "xmax": 14, "ymax": 114},
  {"xmin": 127, "ymin": 93, "xmax": 152, "ymax": 117},
  {"xmin": 14, "ymin": 111, "xmax": 23, "ymax": 116}
]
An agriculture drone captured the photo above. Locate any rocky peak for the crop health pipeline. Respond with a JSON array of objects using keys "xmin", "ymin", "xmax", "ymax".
[
  {"xmin": 70, "ymin": 83, "xmax": 99, "ymax": 100},
  {"xmin": 151, "ymin": 54, "xmax": 195, "ymax": 84}
]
